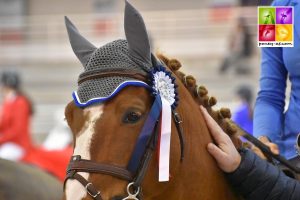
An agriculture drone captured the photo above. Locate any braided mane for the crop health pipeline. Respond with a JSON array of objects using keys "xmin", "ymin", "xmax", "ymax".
[{"xmin": 157, "ymin": 54, "xmax": 242, "ymax": 148}]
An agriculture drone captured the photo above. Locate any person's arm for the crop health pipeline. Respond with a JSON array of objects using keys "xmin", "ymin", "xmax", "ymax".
[
  {"xmin": 227, "ymin": 149, "xmax": 300, "ymax": 200},
  {"xmin": 200, "ymin": 106, "xmax": 300, "ymax": 200},
  {"xmin": 253, "ymin": 47, "xmax": 287, "ymax": 142},
  {"xmin": 0, "ymin": 98, "xmax": 30, "ymax": 144}
]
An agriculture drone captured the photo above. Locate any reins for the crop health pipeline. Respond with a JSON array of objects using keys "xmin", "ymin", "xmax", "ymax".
[{"xmin": 236, "ymin": 123, "xmax": 300, "ymax": 173}]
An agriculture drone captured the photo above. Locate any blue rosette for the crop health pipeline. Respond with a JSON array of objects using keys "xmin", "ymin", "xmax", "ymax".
[{"xmin": 150, "ymin": 65, "xmax": 179, "ymax": 110}]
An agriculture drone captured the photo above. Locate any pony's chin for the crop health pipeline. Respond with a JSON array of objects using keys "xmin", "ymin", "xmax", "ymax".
[{"xmin": 111, "ymin": 195, "xmax": 125, "ymax": 200}]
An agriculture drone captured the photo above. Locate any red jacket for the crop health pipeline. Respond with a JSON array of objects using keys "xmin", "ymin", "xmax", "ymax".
[
  {"xmin": 0, "ymin": 95, "xmax": 33, "ymax": 152},
  {"xmin": 0, "ymin": 94, "xmax": 72, "ymax": 181}
]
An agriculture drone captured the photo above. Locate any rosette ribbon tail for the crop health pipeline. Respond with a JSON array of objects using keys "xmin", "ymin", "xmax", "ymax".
[{"xmin": 158, "ymin": 96, "xmax": 172, "ymax": 182}]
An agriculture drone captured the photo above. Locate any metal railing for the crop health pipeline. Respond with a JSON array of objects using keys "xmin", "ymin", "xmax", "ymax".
[{"xmin": 0, "ymin": 7, "xmax": 257, "ymax": 58}]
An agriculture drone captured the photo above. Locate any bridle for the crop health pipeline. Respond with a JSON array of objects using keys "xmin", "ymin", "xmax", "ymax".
[{"xmin": 64, "ymin": 70, "xmax": 185, "ymax": 200}]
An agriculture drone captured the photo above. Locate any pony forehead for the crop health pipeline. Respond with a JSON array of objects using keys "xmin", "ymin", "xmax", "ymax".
[{"xmin": 73, "ymin": 80, "xmax": 151, "ymax": 108}]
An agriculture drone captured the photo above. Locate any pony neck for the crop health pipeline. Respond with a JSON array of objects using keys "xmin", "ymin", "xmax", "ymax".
[{"xmin": 154, "ymin": 80, "xmax": 240, "ymax": 199}]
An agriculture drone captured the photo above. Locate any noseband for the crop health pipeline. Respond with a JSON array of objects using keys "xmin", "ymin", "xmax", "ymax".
[{"xmin": 64, "ymin": 72, "xmax": 185, "ymax": 200}]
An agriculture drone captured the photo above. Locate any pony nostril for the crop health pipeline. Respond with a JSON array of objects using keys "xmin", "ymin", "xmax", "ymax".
[{"xmin": 111, "ymin": 196, "xmax": 124, "ymax": 200}]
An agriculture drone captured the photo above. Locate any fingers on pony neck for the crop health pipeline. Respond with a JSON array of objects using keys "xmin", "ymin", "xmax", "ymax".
[{"xmin": 157, "ymin": 53, "xmax": 240, "ymax": 147}]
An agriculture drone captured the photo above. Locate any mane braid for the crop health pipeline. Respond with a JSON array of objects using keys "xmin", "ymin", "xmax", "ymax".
[{"xmin": 157, "ymin": 54, "xmax": 242, "ymax": 148}]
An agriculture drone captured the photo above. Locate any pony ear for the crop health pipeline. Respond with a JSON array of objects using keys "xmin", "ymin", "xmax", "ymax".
[
  {"xmin": 65, "ymin": 16, "xmax": 97, "ymax": 66},
  {"xmin": 124, "ymin": 0, "xmax": 152, "ymax": 66}
]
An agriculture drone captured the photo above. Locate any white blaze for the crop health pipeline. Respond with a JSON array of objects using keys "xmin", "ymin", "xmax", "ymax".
[{"xmin": 65, "ymin": 105, "xmax": 103, "ymax": 200}]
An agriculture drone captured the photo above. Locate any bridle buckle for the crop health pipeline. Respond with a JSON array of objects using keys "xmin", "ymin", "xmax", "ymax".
[
  {"xmin": 123, "ymin": 182, "xmax": 140, "ymax": 200},
  {"xmin": 86, "ymin": 182, "xmax": 101, "ymax": 198},
  {"xmin": 173, "ymin": 112, "xmax": 182, "ymax": 124}
]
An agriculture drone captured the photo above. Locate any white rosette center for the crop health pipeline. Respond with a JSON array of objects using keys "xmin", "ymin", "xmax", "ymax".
[{"xmin": 153, "ymin": 71, "xmax": 176, "ymax": 106}]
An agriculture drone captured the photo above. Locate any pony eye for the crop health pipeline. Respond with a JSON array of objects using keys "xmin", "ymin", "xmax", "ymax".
[{"xmin": 123, "ymin": 111, "xmax": 142, "ymax": 124}]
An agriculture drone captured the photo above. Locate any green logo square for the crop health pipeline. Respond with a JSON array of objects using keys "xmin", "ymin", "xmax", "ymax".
[{"xmin": 259, "ymin": 7, "xmax": 276, "ymax": 25}]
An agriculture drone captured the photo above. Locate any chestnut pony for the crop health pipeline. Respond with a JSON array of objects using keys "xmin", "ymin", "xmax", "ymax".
[
  {"xmin": 63, "ymin": 54, "xmax": 242, "ymax": 200},
  {"xmin": 63, "ymin": 2, "xmax": 242, "ymax": 200}
]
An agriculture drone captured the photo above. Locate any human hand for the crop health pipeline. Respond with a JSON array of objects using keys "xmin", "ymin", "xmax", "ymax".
[
  {"xmin": 200, "ymin": 106, "xmax": 241, "ymax": 173},
  {"xmin": 251, "ymin": 136, "xmax": 279, "ymax": 160}
]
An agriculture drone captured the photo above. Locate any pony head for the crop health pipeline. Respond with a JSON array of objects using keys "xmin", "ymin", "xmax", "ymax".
[{"xmin": 64, "ymin": 1, "xmax": 182, "ymax": 200}]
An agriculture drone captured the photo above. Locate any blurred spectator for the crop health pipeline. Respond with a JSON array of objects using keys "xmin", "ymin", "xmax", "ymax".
[
  {"xmin": 240, "ymin": 0, "xmax": 255, "ymax": 6},
  {"xmin": 0, "ymin": 71, "xmax": 34, "ymax": 161},
  {"xmin": 219, "ymin": 18, "xmax": 253, "ymax": 75},
  {"xmin": 258, "ymin": 0, "xmax": 274, "ymax": 6},
  {"xmin": 232, "ymin": 85, "xmax": 253, "ymax": 134},
  {"xmin": 240, "ymin": 0, "xmax": 273, "ymax": 6}
]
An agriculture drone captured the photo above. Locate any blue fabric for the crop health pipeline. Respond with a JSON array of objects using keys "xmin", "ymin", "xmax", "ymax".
[
  {"xmin": 254, "ymin": 0, "xmax": 300, "ymax": 159},
  {"xmin": 72, "ymin": 81, "xmax": 151, "ymax": 108},
  {"xmin": 232, "ymin": 103, "xmax": 253, "ymax": 135},
  {"xmin": 127, "ymin": 95, "xmax": 162, "ymax": 172},
  {"xmin": 226, "ymin": 149, "xmax": 300, "ymax": 200}
]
